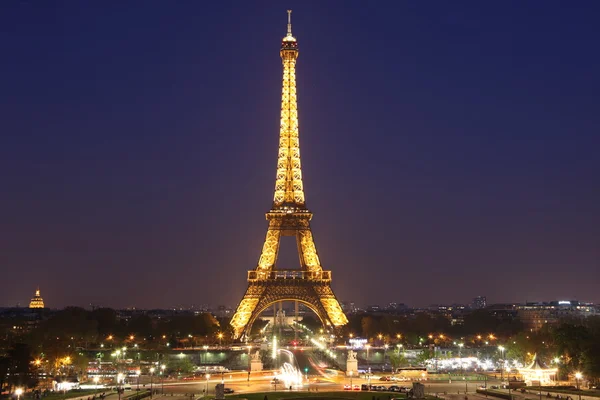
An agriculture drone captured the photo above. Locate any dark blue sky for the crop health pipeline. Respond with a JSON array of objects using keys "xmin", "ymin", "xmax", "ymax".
[{"xmin": 1, "ymin": 2, "xmax": 598, "ymax": 309}]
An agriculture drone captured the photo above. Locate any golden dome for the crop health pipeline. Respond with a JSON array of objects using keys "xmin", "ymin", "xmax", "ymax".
[{"xmin": 29, "ymin": 288, "xmax": 45, "ymax": 309}]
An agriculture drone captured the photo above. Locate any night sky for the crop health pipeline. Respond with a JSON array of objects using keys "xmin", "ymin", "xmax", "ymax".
[{"xmin": 1, "ymin": 2, "xmax": 599, "ymax": 310}]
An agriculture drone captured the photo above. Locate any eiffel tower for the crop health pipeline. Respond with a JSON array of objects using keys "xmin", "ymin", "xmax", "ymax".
[{"xmin": 230, "ymin": 11, "xmax": 348, "ymax": 340}]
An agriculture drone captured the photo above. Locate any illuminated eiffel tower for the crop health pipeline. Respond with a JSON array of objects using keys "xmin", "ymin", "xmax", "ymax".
[{"xmin": 230, "ymin": 11, "xmax": 348, "ymax": 340}]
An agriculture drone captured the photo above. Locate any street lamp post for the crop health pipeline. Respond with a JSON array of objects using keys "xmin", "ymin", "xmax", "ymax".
[
  {"xmin": 458, "ymin": 343, "xmax": 464, "ymax": 376},
  {"xmin": 575, "ymin": 373, "xmax": 582, "ymax": 400},
  {"xmin": 15, "ymin": 388, "xmax": 23, "ymax": 400},
  {"xmin": 117, "ymin": 373, "xmax": 124, "ymax": 400},
  {"xmin": 205, "ymin": 374, "xmax": 211, "ymax": 399},
  {"xmin": 384, "ymin": 344, "xmax": 389, "ymax": 372},
  {"xmin": 498, "ymin": 346, "xmax": 506, "ymax": 383},
  {"xmin": 136, "ymin": 370, "xmax": 141, "ymax": 391},
  {"xmin": 150, "ymin": 367, "xmax": 155, "ymax": 399},
  {"xmin": 161, "ymin": 365, "xmax": 166, "ymax": 394}
]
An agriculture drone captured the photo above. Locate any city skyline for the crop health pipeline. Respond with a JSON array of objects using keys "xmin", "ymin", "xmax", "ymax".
[
  {"xmin": 3, "ymin": 287, "xmax": 596, "ymax": 312},
  {"xmin": 1, "ymin": 2, "xmax": 599, "ymax": 309}
]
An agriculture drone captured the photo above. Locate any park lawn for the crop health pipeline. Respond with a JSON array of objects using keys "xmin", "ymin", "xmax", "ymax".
[
  {"xmin": 39, "ymin": 390, "xmax": 106, "ymax": 400},
  {"xmin": 227, "ymin": 391, "xmax": 441, "ymax": 400},
  {"xmin": 525, "ymin": 388, "xmax": 600, "ymax": 398}
]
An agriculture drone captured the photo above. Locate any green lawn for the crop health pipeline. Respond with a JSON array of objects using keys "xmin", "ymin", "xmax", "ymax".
[
  {"xmin": 227, "ymin": 391, "xmax": 440, "ymax": 400},
  {"xmin": 525, "ymin": 388, "xmax": 600, "ymax": 398},
  {"xmin": 36, "ymin": 390, "xmax": 106, "ymax": 400}
]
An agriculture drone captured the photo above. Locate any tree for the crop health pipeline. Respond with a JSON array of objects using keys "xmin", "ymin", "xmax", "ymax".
[
  {"xmin": 582, "ymin": 339, "xmax": 600, "ymax": 383},
  {"xmin": 166, "ymin": 357, "xmax": 195, "ymax": 375},
  {"xmin": 553, "ymin": 323, "xmax": 591, "ymax": 374},
  {"xmin": 90, "ymin": 308, "xmax": 122, "ymax": 338},
  {"xmin": 6, "ymin": 343, "xmax": 37, "ymax": 392},
  {"xmin": 300, "ymin": 315, "xmax": 321, "ymax": 332},
  {"xmin": 0, "ymin": 356, "xmax": 9, "ymax": 393},
  {"xmin": 361, "ymin": 316, "xmax": 380, "ymax": 338},
  {"xmin": 72, "ymin": 353, "xmax": 91, "ymax": 378},
  {"xmin": 129, "ymin": 315, "xmax": 153, "ymax": 338},
  {"xmin": 389, "ymin": 352, "xmax": 408, "ymax": 371},
  {"xmin": 415, "ymin": 349, "xmax": 434, "ymax": 366}
]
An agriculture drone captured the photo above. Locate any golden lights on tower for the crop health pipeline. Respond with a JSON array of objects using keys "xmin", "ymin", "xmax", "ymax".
[{"xmin": 229, "ymin": 11, "xmax": 348, "ymax": 339}]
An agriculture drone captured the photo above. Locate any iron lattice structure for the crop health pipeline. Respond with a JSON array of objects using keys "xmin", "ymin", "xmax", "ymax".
[{"xmin": 230, "ymin": 11, "xmax": 348, "ymax": 340}]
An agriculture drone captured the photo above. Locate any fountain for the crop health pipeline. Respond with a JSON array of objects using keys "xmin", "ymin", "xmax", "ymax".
[{"xmin": 274, "ymin": 349, "xmax": 304, "ymax": 387}]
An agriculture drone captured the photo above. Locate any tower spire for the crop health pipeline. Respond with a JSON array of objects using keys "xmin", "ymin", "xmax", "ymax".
[{"xmin": 275, "ymin": 10, "xmax": 302, "ymax": 208}]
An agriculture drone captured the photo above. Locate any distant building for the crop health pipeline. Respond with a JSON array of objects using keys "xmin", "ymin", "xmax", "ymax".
[
  {"xmin": 341, "ymin": 301, "xmax": 358, "ymax": 314},
  {"xmin": 386, "ymin": 302, "xmax": 408, "ymax": 312},
  {"xmin": 517, "ymin": 300, "xmax": 598, "ymax": 331},
  {"xmin": 472, "ymin": 296, "xmax": 487, "ymax": 309},
  {"xmin": 216, "ymin": 305, "xmax": 233, "ymax": 318},
  {"xmin": 367, "ymin": 304, "xmax": 381, "ymax": 312},
  {"xmin": 29, "ymin": 288, "xmax": 45, "ymax": 309}
]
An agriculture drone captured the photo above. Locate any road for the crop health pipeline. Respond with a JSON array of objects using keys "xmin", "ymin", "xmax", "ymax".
[{"xmin": 147, "ymin": 375, "xmax": 495, "ymax": 397}]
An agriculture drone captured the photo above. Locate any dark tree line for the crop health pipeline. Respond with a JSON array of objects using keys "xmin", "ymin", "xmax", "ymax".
[
  {"xmin": 341, "ymin": 311, "xmax": 523, "ymax": 341},
  {"xmin": 0, "ymin": 343, "xmax": 38, "ymax": 393},
  {"xmin": 21, "ymin": 307, "xmax": 222, "ymax": 356}
]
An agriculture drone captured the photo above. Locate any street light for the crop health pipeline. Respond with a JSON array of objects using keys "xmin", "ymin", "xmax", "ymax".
[
  {"xmin": 217, "ymin": 332, "xmax": 224, "ymax": 347},
  {"xmin": 136, "ymin": 370, "xmax": 141, "ymax": 391},
  {"xmin": 117, "ymin": 373, "xmax": 124, "ymax": 400},
  {"xmin": 498, "ymin": 346, "xmax": 506, "ymax": 383},
  {"xmin": 384, "ymin": 344, "xmax": 389, "ymax": 371},
  {"xmin": 150, "ymin": 367, "xmax": 156, "ymax": 398},
  {"xmin": 458, "ymin": 343, "xmax": 464, "ymax": 375},
  {"xmin": 161, "ymin": 364, "xmax": 166, "ymax": 394},
  {"xmin": 205, "ymin": 374, "xmax": 211, "ymax": 399},
  {"xmin": 15, "ymin": 388, "xmax": 23, "ymax": 400},
  {"xmin": 575, "ymin": 372, "xmax": 583, "ymax": 400}
]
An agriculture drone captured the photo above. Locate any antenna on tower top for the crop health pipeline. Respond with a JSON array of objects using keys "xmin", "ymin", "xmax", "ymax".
[{"xmin": 287, "ymin": 10, "xmax": 292, "ymax": 36}]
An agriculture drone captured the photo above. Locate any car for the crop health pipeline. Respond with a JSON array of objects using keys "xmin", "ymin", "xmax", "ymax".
[
  {"xmin": 380, "ymin": 376, "xmax": 392, "ymax": 381},
  {"xmin": 490, "ymin": 385, "xmax": 499, "ymax": 389},
  {"xmin": 223, "ymin": 388, "xmax": 234, "ymax": 394},
  {"xmin": 361, "ymin": 384, "xmax": 369, "ymax": 391},
  {"xmin": 353, "ymin": 385, "xmax": 360, "ymax": 391},
  {"xmin": 343, "ymin": 385, "xmax": 352, "ymax": 391},
  {"xmin": 389, "ymin": 386, "xmax": 400, "ymax": 392}
]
